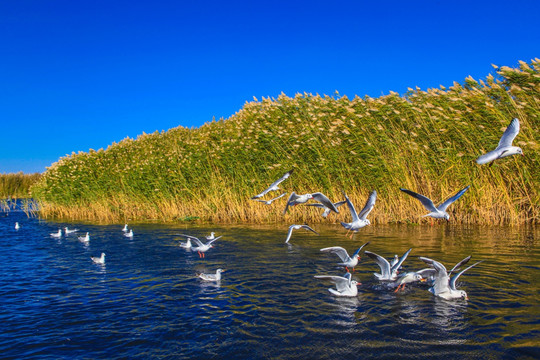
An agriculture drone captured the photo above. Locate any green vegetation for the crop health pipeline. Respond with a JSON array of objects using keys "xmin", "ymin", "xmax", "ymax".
[
  {"xmin": 0, "ymin": 172, "xmax": 41, "ymax": 198},
  {"xmin": 31, "ymin": 60, "xmax": 540, "ymax": 224}
]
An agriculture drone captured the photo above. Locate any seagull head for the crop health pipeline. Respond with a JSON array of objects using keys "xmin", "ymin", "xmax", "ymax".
[
  {"xmin": 459, "ymin": 290, "xmax": 468, "ymax": 300},
  {"xmin": 444, "ymin": 213, "xmax": 450, "ymax": 222}
]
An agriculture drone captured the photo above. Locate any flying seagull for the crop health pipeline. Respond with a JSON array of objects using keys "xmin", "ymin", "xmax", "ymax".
[
  {"xmin": 320, "ymin": 242, "xmax": 370, "ymax": 272},
  {"xmin": 251, "ymin": 169, "xmax": 294, "ymax": 199},
  {"xmin": 476, "ymin": 118, "xmax": 524, "ymax": 165},
  {"xmin": 400, "ymin": 185, "xmax": 470, "ymax": 221},
  {"xmin": 314, "ymin": 272, "xmax": 359, "ymax": 297},
  {"xmin": 254, "ymin": 192, "xmax": 287, "ymax": 205},
  {"xmin": 284, "ymin": 224, "xmax": 318, "ymax": 244},
  {"xmin": 283, "ymin": 192, "xmax": 339, "ymax": 215},
  {"xmin": 181, "ymin": 234, "xmax": 222, "ymax": 258},
  {"xmin": 340, "ymin": 190, "xmax": 377, "ymax": 238},
  {"xmin": 306, "ymin": 199, "xmax": 347, "ymax": 218},
  {"xmin": 419, "ymin": 256, "xmax": 483, "ymax": 300}
]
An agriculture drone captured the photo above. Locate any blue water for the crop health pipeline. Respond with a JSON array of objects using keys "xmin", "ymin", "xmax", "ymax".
[{"xmin": 1, "ymin": 207, "xmax": 539, "ymax": 359}]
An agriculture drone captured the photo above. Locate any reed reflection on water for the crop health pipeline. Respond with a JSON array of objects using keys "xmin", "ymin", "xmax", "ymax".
[{"xmin": 0, "ymin": 210, "xmax": 539, "ymax": 359}]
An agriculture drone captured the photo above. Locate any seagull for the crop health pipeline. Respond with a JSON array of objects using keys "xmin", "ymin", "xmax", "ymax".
[
  {"xmin": 320, "ymin": 242, "xmax": 370, "ymax": 272},
  {"xmin": 476, "ymin": 118, "xmax": 524, "ymax": 165},
  {"xmin": 314, "ymin": 272, "xmax": 359, "ymax": 297},
  {"xmin": 197, "ymin": 269, "xmax": 226, "ymax": 281},
  {"xmin": 64, "ymin": 227, "xmax": 79, "ymax": 234},
  {"xmin": 50, "ymin": 229, "xmax": 62, "ymax": 238},
  {"xmin": 306, "ymin": 199, "xmax": 347, "ymax": 218},
  {"xmin": 91, "ymin": 253, "xmax": 106, "ymax": 265},
  {"xmin": 124, "ymin": 229, "xmax": 134, "ymax": 238},
  {"xmin": 254, "ymin": 192, "xmax": 287, "ymax": 205},
  {"xmin": 392, "ymin": 268, "xmax": 436, "ymax": 292},
  {"xmin": 283, "ymin": 191, "xmax": 339, "ymax": 215},
  {"xmin": 78, "ymin": 232, "xmax": 90, "ymax": 242},
  {"xmin": 400, "ymin": 185, "xmax": 470, "ymax": 222},
  {"xmin": 284, "ymin": 224, "xmax": 318, "ymax": 244},
  {"xmin": 205, "ymin": 232, "xmax": 217, "ymax": 241},
  {"xmin": 364, "ymin": 248, "xmax": 412, "ymax": 282},
  {"xmin": 340, "ymin": 190, "xmax": 377, "ymax": 238},
  {"xmin": 251, "ymin": 169, "xmax": 294, "ymax": 199},
  {"xmin": 419, "ymin": 256, "xmax": 483, "ymax": 300},
  {"xmin": 179, "ymin": 237, "xmax": 192, "ymax": 249},
  {"xmin": 181, "ymin": 234, "xmax": 222, "ymax": 258},
  {"xmin": 14, "ymin": 222, "xmax": 20, "ymax": 230},
  {"xmin": 122, "ymin": 224, "xmax": 129, "ymax": 232}
]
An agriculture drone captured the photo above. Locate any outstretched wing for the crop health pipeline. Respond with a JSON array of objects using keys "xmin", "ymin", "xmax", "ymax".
[
  {"xmin": 312, "ymin": 193, "xmax": 339, "ymax": 214},
  {"xmin": 364, "ymin": 251, "xmax": 391, "ymax": 277},
  {"xmin": 314, "ymin": 274, "xmax": 351, "ymax": 292},
  {"xmin": 448, "ymin": 255, "xmax": 471, "ymax": 277},
  {"xmin": 420, "ymin": 256, "xmax": 449, "ymax": 294},
  {"xmin": 342, "ymin": 191, "xmax": 359, "ymax": 222},
  {"xmin": 400, "ymin": 188, "xmax": 438, "ymax": 212},
  {"xmin": 449, "ymin": 261, "xmax": 483, "ymax": 291},
  {"xmin": 207, "ymin": 235, "xmax": 223, "ymax": 246},
  {"xmin": 437, "ymin": 185, "xmax": 470, "ymax": 212},
  {"xmin": 283, "ymin": 191, "xmax": 299, "ymax": 215},
  {"xmin": 391, "ymin": 248, "xmax": 412, "ymax": 273},
  {"xmin": 300, "ymin": 224, "xmax": 319, "ymax": 235},
  {"xmin": 251, "ymin": 169, "xmax": 294, "ymax": 199},
  {"xmin": 180, "ymin": 234, "xmax": 203, "ymax": 247},
  {"xmin": 351, "ymin": 242, "xmax": 370, "ymax": 258},
  {"xmin": 358, "ymin": 190, "xmax": 377, "ymax": 220},
  {"xmin": 498, "ymin": 118, "xmax": 520, "ymax": 149},
  {"xmin": 285, "ymin": 225, "xmax": 296, "ymax": 243},
  {"xmin": 320, "ymin": 246, "xmax": 350, "ymax": 262}
]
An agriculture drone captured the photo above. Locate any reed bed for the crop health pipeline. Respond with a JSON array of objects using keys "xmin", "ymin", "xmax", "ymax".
[
  {"xmin": 31, "ymin": 60, "xmax": 540, "ymax": 225},
  {"xmin": 0, "ymin": 172, "xmax": 41, "ymax": 199}
]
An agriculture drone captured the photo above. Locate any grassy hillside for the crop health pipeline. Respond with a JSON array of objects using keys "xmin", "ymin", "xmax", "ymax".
[{"xmin": 31, "ymin": 60, "xmax": 540, "ymax": 224}]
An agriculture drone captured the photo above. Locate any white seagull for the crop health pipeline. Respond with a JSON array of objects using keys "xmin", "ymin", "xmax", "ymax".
[
  {"xmin": 419, "ymin": 256, "xmax": 483, "ymax": 300},
  {"xmin": 14, "ymin": 222, "xmax": 20, "ymax": 230},
  {"xmin": 320, "ymin": 242, "xmax": 370, "ymax": 272},
  {"xmin": 122, "ymin": 224, "xmax": 129, "ymax": 232},
  {"xmin": 284, "ymin": 224, "xmax": 318, "ymax": 244},
  {"xmin": 254, "ymin": 192, "xmax": 287, "ymax": 205},
  {"xmin": 64, "ymin": 227, "xmax": 79, "ymax": 234},
  {"xmin": 78, "ymin": 232, "xmax": 90, "ymax": 242},
  {"xmin": 124, "ymin": 229, "xmax": 134, "ymax": 238},
  {"xmin": 400, "ymin": 185, "xmax": 470, "ymax": 222},
  {"xmin": 340, "ymin": 190, "xmax": 377, "ymax": 238},
  {"xmin": 205, "ymin": 232, "xmax": 217, "ymax": 241},
  {"xmin": 198, "ymin": 269, "xmax": 226, "ymax": 281},
  {"xmin": 179, "ymin": 237, "xmax": 192, "ymax": 249},
  {"xmin": 181, "ymin": 234, "xmax": 222, "ymax": 258},
  {"xmin": 306, "ymin": 199, "xmax": 347, "ymax": 218},
  {"xmin": 364, "ymin": 248, "xmax": 412, "ymax": 282},
  {"xmin": 476, "ymin": 118, "xmax": 524, "ymax": 165},
  {"xmin": 50, "ymin": 229, "xmax": 62, "ymax": 238},
  {"xmin": 91, "ymin": 253, "xmax": 106, "ymax": 265},
  {"xmin": 251, "ymin": 169, "xmax": 294, "ymax": 199},
  {"xmin": 392, "ymin": 268, "xmax": 436, "ymax": 292},
  {"xmin": 314, "ymin": 272, "xmax": 359, "ymax": 297},
  {"xmin": 283, "ymin": 191, "xmax": 339, "ymax": 215}
]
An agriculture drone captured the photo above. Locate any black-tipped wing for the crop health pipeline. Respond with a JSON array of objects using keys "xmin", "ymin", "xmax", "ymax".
[
  {"xmin": 498, "ymin": 118, "xmax": 520, "ymax": 149},
  {"xmin": 358, "ymin": 190, "xmax": 377, "ymax": 220},
  {"xmin": 365, "ymin": 251, "xmax": 391, "ymax": 277},
  {"xmin": 449, "ymin": 261, "xmax": 483, "ymax": 291},
  {"xmin": 400, "ymin": 188, "xmax": 438, "ymax": 212},
  {"xmin": 448, "ymin": 255, "xmax": 471, "ymax": 277},
  {"xmin": 391, "ymin": 248, "xmax": 412, "ymax": 273},
  {"xmin": 342, "ymin": 191, "xmax": 359, "ymax": 222},
  {"xmin": 312, "ymin": 193, "xmax": 339, "ymax": 214},
  {"xmin": 437, "ymin": 185, "xmax": 470, "ymax": 212},
  {"xmin": 251, "ymin": 169, "xmax": 294, "ymax": 199},
  {"xmin": 320, "ymin": 246, "xmax": 350, "ymax": 262},
  {"xmin": 352, "ymin": 242, "xmax": 370, "ymax": 258}
]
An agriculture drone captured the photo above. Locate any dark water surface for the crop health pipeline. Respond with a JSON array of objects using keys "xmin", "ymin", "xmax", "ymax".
[{"xmin": 1, "ymin": 209, "xmax": 539, "ymax": 359}]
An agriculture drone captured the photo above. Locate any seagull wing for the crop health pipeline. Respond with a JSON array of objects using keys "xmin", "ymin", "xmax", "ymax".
[
  {"xmin": 437, "ymin": 185, "xmax": 470, "ymax": 212},
  {"xmin": 358, "ymin": 190, "xmax": 377, "ymax": 220},
  {"xmin": 420, "ymin": 257, "xmax": 449, "ymax": 294},
  {"xmin": 312, "ymin": 193, "xmax": 339, "ymax": 214},
  {"xmin": 181, "ymin": 235, "xmax": 203, "ymax": 247},
  {"xmin": 364, "ymin": 251, "xmax": 391, "ymax": 277},
  {"xmin": 251, "ymin": 169, "xmax": 294, "ymax": 199},
  {"xmin": 498, "ymin": 118, "xmax": 520, "ymax": 149},
  {"xmin": 320, "ymin": 246, "xmax": 350, "ymax": 262},
  {"xmin": 448, "ymin": 255, "xmax": 471, "ymax": 277},
  {"xmin": 351, "ymin": 242, "xmax": 370, "ymax": 258},
  {"xmin": 449, "ymin": 261, "xmax": 483, "ymax": 291},
  {"xmin": 391, "ymin": 248, "xmax": 412, "ymax": 273},
  {"xmin": 314, "ymin": 275, "xmax": 351, "ymax": 292},
  {"xmin": 207, "ymin": 235, "xmax": 223, "ymax": 246},
  {"xmin": 285, "ymin": 225, "xmax": 296, "ymax": 243},
  {"xmin": 300, "ymin": 224, "xmax": 319, "ymax": 235},
  {"xmin": 283, "ymin": 191, "xmax": 299, "ymax": 215},
  {"xmin": 342, "ymin": 192, "xmax": 359, "ymax": 222},
  {"xmin": 400, "ymin": 188, "xmax": 438, "ymax": 212}
]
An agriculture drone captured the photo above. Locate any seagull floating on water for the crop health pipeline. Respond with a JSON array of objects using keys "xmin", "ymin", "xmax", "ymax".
[
  {"xmin": 91, "ymin": 253, "xmax": 106, "ymax": 265},
  {"xmin": 197, "ymin": 269, "xmax": 225, "ymax": 281},
  {"xmin": 205, "ymin": 232, "xmax": 217, "ymax": 241},
  {"xmin": 179, "ymin": 237, "xmax": 192, "ymax": 249},
  {"xmin": 476, "ymin": 118, "xmax": 524, "ymax": 165},
  {"xmin": 419, "ymin": 256, "xmax": 483, "ymax": 300},
  {"xmin": 254, "ymin": 192, "xmax": 287, "ymax": 205},
  {"xmin": 14, "ymin": 222, "xmax": 20, "ymax": 230},
  {"xmin": 251, "ymin": 169, "xmax": 293, "ymax": 199},
  {"xmin": 50, "ymin": 229, "xmax": 62, "ymax": 238},
  {"xmin": 306, "ymin": 199, "xmax": 347, "ymax": 218},
  {"xmin": 364, "ymin": 248, "xmax": 412, "ymax": 282},
  {"xmin": 314, "ymin": 272, "xmax": 359, "ymax": 297},
  {"xmin": 78, "ymin": 232, "xmax": 90, "ymax": 242},
  {"xmin": 320, "ymin": 242, "xmax": 370, "ymax": 272},
  {"xmin": 64, "ymin": 227, "xmax": 79, "ymax": 234},
  {"xmin": 122, "ymin": 224, "xmax": 129, "ymax": 232},
  {"xmin": 124, "ymin": 229, "xmax": 134, "ymax": 238},
  {"xmin": 181, "ymin": 234, "xmax": 222, "ymax": 258},
  {"xmin": 283, "ymin": 192, "xmax": 339, "ymax": 215},
  {"xmin": 284, "ymin": 224, "xmax": 318, "ymax": 244},
  {"xmin": 400, "ymin": 185, "xmax": 470, "ymax": 222},
  {"xmin": 340, "ymin": 190, "xmax": 377, "ymax": 238}
]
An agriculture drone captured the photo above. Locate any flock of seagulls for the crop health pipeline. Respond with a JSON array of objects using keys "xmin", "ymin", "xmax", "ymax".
[{"xmin": 243, "ymin": 117, "xmax": 525, "ymax": 299}]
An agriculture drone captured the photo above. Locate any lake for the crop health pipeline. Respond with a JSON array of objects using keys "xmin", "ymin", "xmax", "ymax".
[{"xmin": 1, "ymin": 207, "xmax": 539, "ymax": 359}]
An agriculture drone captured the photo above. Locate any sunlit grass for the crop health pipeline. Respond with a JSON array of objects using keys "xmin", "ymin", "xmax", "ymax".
[
  {"xmin": 31, "ymin": 60, "xmax": 540, "ymax": 224},
  {"xmin": 0, "ymin": 172, "xmax": 41, "ymax": 198}
]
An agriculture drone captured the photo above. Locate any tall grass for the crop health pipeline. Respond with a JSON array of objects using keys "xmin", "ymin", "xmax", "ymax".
[
  {"xmin": 0, "ymin": 172, "xmax": 41, "ymax": 198},
  {"xmin": 31, "ymin": 60, "xmax": 540, "ymax": 224}
]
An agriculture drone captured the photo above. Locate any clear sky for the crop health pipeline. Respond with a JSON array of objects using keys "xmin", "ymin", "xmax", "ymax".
[{"xmin": 1, "ymin": 0, "xmax": 538, "ymax": 173}]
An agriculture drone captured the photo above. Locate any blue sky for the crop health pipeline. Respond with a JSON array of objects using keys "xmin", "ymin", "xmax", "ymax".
[{"xmin": 1, "ymin": 0, "xmax": 538, "ymax": 173}]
